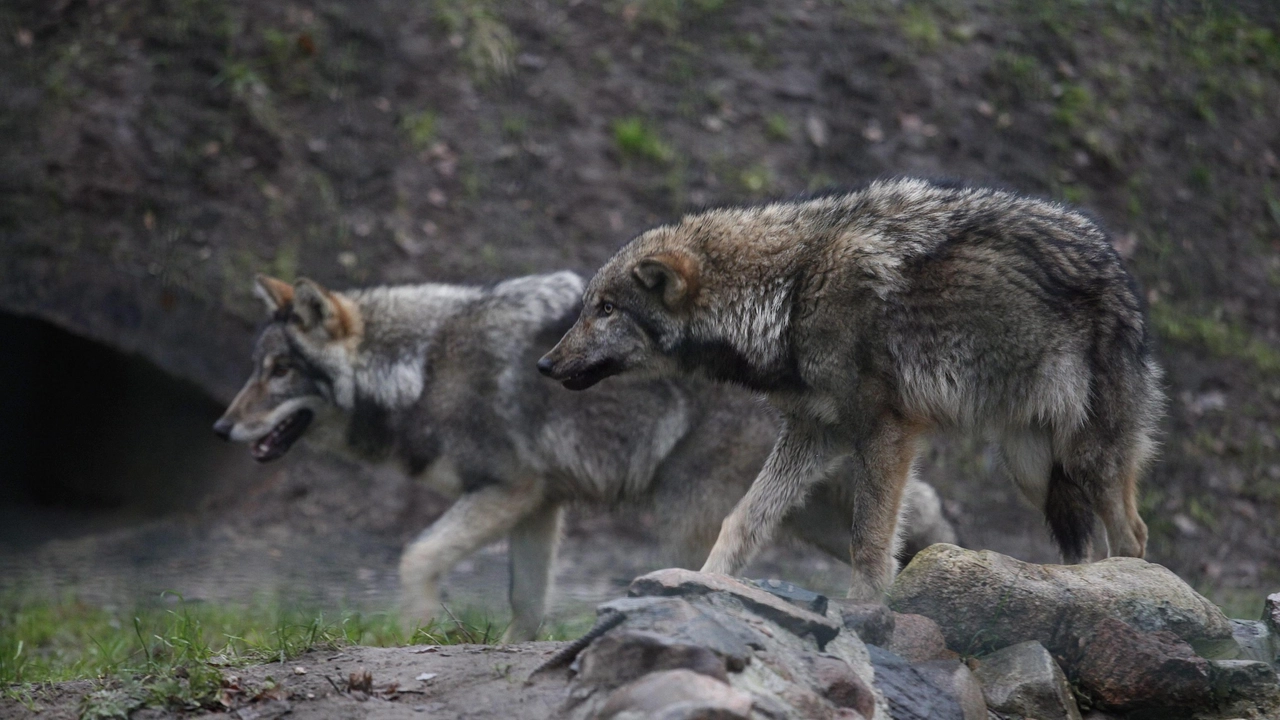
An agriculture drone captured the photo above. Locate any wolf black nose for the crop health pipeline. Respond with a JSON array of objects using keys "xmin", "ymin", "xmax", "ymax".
[
  {"xmin": 212, "ymin": 418, "xmax": 233, "ymax": 441},
  {"xmin": 536, "ymin": 356, "xmax": 556, "ymax": 377}
]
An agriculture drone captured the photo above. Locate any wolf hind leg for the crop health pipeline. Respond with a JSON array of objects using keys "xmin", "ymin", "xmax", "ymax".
[
  {"xmin": 504, "ymin": 502, "xmax": 563, "ymax": 642},
  {"xmin": 1000, "ymin": 429, "xmax": 1052, "ymax": 510},
  {"xmin": 1095, "ymin": 456, "xmax": 1148, "ymax": 559},
  {"xmin": 398, "ymin": 482, "xmax": 544, "ymax": 631}
]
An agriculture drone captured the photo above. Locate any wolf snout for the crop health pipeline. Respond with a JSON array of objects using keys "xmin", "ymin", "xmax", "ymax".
[
  {"xmin": 212, "ymin": 417, "xmax": 234, "ymax": 441},
  {"xmin": 536, "ymin": 354, "xmax": 558, "ymax": 378}
]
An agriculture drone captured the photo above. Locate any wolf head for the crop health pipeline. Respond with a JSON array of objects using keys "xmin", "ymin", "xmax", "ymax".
[
  {"xmin": 539, "ymin": 228, "xmax": 700, "ymax": 391},
  {"xmin": 213, "ymin": 275, "xmax": 363, "ymax": 462}
]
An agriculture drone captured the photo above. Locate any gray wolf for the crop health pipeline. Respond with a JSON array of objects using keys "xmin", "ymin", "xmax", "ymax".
[
  {"xmin": 214, "ymin": 270, "xmax": 955, "ymax": 640},
  {"xmin": 539, "ymin": 177, "xmax": 1162, "ymax": 601}
]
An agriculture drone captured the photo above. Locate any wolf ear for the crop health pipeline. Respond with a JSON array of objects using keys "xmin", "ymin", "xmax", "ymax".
[
  {"xmin": 254, "ymin": 275, "xmax": 294, "ymax": 314},
  {"xmin": 633, "ymin": 252, "xmax": 699, "ymax": 310},
  {"xmin": 292, "ymin": 278, "xmax": 356, "ymax": 339}
]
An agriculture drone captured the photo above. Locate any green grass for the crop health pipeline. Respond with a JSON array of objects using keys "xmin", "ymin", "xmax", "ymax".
[
  {"xmin": 612, "ymin": 116, "xmax": 673, "ymax": 163},
  {"xmin": 763, "ymin": 113, "xmax": 791, "ymax": 142},
  {"xmin": 0, "ymin": 594, "xmax": 511, "ymax": 711},
  {"xmin": 1152, "ymin": 303, "xmax": 1280, "ymax": 375},
  {"xmin": 400, "ymin": 110, "xmax": 438, "ymax": 150}
]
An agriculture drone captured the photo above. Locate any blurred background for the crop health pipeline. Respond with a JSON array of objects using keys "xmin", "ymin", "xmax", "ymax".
[{"xmin": 1, "ymin": 0, "xmax": 1278, "ymax": 658}]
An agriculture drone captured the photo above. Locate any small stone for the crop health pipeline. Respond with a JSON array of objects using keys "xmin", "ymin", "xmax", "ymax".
[
  {"xmin": 834, "ymin": 601, "xmax": 895, "ymax": 647},
  {"xmin": 972, "ymin": 640, "xmax": 1082, "ymax": 720},
  {"xmin": 888, "ymin": 613, "xmax": 957, "ymax": 663},
  {"xmin": 596, "ymin": 669, "xmax": 752, "ymax": 720},
  {"xmin": 806, "ymin": 114, "xmax": 828, "ymax": 148},
  {"xmin": 1072, "ymin": 617, "xmax": 1211, "ymax": 712},
  {"xmin": 1265, "ymin": 592, "xmax": 1280, "ymax": 634},
  {"xmin": 293, "ymin": 666, "xmax": 307, "ymax": 675},
  {"xmin": 415, "ymin": 672, "xmax": 438, "ymax": 682},
  {"xmin": 1231, "ymin": 619, "xmax": 1278, "ymax": 664},
  {"xmin": 629, "ymin": 569, "xmax": 840, "ymax": 649},
  {"xmin": 809, "ymin": 654, "xmax": 876, "ymax": 718},
  {"xmin": 1209, "ymin": 659, "xmax": 1280, "ymax": 716},
  {"xmin": 748, "ymin": 578, "xmax": 828, "ymax": 615}
]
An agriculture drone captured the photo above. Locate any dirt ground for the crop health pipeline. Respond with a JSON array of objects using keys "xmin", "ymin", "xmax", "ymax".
[{"xmin": 1, "ymin": 643, "xmax": 571, "ymax": 720}]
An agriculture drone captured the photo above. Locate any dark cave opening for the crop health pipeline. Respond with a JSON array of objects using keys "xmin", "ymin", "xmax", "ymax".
[{"xmin": 0, "ymin": 311, "xmax": 250, "ymax": 543}]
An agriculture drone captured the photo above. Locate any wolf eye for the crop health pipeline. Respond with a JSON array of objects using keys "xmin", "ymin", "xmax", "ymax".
[
  {"xmin": 601, "ymin": 302, "xmax": 615, "ymax": 316},
  {"xmin": 269, "ymin": 360, "xmax": 291, "ymax": 378}
]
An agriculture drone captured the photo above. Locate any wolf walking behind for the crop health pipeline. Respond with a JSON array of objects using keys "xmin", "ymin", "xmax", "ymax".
[
  {"xmin": 540, "ymin": 177, "xmax": 1163, "ymax": 602},
  {"xmin": 213, "ymin": 270, "xmax": 955, "ymax": 640}
]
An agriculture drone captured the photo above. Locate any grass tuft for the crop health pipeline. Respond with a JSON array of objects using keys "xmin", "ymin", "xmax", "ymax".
[
  {"xmin": 0, "ymin": 594, "xmax": 506, "ymax": 711},
  {"xmin": 612, "ymin": 116, "xmax": 673, "ymax": 163},
  {"xmin": 1152, "ymin": 303, "xmax": 1280, "ymax": 375}
]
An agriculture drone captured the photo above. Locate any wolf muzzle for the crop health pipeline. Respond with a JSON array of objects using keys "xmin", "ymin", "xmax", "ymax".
[{"xmin": 536, "ymin": 352, "xmax": 620, "ymax": 391}]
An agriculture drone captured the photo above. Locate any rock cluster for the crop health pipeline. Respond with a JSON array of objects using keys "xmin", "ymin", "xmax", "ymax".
[
  {"xmin": 534, "ymin": 548, "xmax": 1279, "ymax": 720},
  {"xmin": 890, "ymin": 544, "xmax": 1280, "ymax": 719}
]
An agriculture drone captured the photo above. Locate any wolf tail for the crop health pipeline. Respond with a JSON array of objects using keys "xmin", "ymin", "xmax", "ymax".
[{"xmin": 1044, "ymin": 462, "xmax": 1096, "ymax": 564}]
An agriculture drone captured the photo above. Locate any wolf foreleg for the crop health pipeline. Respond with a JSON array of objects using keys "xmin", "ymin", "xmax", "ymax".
[
  {"xmin": 503, "ymin": 503, "xmax": 563, "ymax": 643},
  {"xmin": 701, "ymin": 424, "xmax": 830, "ymax": 576},
  {"xmin": 398, "ymin": 481, "xmax": 544, "ymax": 631}
]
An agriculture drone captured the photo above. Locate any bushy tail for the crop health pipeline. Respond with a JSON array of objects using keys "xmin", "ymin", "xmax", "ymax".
[{"xmin": 1044, "ymin": 462, "xmax": 1096, "ymax": 563}]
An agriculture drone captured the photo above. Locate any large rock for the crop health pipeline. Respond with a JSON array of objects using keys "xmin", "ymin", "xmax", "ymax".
[
  {"xmin": 866, "ymin": 645, "xmax": 968, "ymax": 720},
  {"xmin": 1208, "ymin": 660, "xmax": 1280, "ymax": 720},
  {"xmin": 972, "ymin": 640, "xmax": 1083, "ymax": 720},
  {"xmin": 887, "ymin": 545, "xmax": 1236, "ymax": 658},
  {"xmin": 596, "ymin": 669, "xmax": 754, "ymax": 720},
  {"xmin": 630, "ymin": 569, "xmax": 841, "ymax": 649},
  {"xmin": 575, "ymin": 630, "xmax": 732, "ymax": 690},
  {"xmin": 1070, "ymin": 617, "xmax": 1211, "ymax": 712},
  {"xmin": 564, "ymin": 571, "xmax": 891, "ymax": 720}
]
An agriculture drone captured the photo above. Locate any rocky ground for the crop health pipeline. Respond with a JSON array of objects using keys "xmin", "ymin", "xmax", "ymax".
[{"xmin": 4, "ymin": 547, "xmax": 1278, "ymax": 719}]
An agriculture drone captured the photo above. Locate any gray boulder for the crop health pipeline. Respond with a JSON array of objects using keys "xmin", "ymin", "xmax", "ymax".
[
  {"xmin": 1208, "ymin": 660, "xmax": 1280, "ymax": 720},
  {"xmin": 562, "ymin": 570, "xmax": 891, "ymax": 720},
  {"xmin": 1230, "ymin": 620, "xmax": 1279, "ymax": 665},
  {"xmin": 887, "ymin": 545, "xmax": 1236, "ymax": 658},
  {"xmin": 972, "ymin": 640, "xmax": 1083, "ymax": 720},
  {"xmin": 866, "ymin": 645, "xmax": 969, "ymax": 720},
  {"xmin": 595, "ymin": 669, "xmax": 754, "ymax": 720}
]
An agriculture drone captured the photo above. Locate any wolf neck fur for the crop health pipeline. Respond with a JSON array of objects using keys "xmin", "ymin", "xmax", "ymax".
[{"xmin": 338, "ymin": 284, "xmax": 484, "ymax": 411}]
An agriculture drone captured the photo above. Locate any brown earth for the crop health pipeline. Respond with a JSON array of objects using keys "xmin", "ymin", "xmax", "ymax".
[
  {"xmin": 0, "ymin": 643, "xmax": 570, "ymax": 719},
  {"xmin": 1, "ymin": 0, "xmax": 1279, "ymax": 634}
]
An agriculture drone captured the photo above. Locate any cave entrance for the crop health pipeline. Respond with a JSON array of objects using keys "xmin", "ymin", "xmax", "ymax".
[{"xmin": 0, "ymin": 311, "xmax": 253, "ymax": 547}]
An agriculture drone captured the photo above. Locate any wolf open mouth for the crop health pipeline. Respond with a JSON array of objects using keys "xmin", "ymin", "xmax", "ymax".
[{"xmin": 251, "ymin": 409, "xmax": 314, "ymax": 462}]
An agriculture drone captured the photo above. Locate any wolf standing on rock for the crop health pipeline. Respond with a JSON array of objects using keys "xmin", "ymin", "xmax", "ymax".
[
  {"xmin": 540, "ymin": 178, "xmax": 1163, "ymax": 601},
  {"xmin": 213, "ymin": 270, "xmax": 954, "ymax": 641}
]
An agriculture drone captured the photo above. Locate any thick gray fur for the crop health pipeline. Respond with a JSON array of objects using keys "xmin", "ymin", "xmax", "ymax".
[
  {"xmin": 540, "ymin": 177, "xmax": 1163, "ymax": 602},
  {"xmin": 215, "ymin": 270, "xmax": 956, "ymax": 641}
]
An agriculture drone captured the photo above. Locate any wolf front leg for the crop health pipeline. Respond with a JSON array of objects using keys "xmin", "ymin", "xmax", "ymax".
[
  {"xmin": 701, "ymin": 423, "xmax": 831, "ymax": 576},
  {"xmin": 503, "ymin": 503, "xmax": 563, "ymax": 642},
  {"xmin": 398, "ymin": 481, "xmax": 545, "ymax": 632},
  {"xmin": 843, "ymin": 417, "xmax": 925, "ymax": 601}
]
